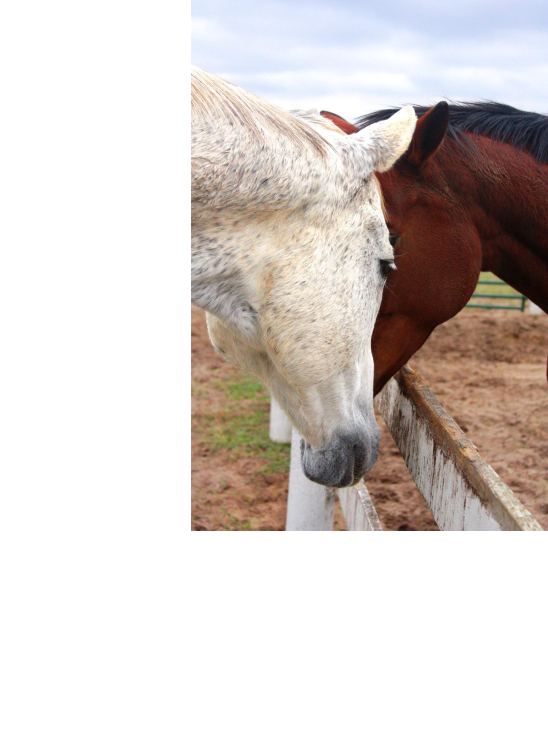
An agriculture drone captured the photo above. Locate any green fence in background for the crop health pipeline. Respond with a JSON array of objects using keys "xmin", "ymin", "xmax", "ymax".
[{"xmin": 466, "ymin": 276, "xmax": 527, "ymax": 311}]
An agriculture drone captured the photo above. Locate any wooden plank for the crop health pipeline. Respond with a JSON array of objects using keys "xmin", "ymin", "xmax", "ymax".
[
  {"xmin": 285, "ymin": 428, "xmax": 335, "ymax": 531},
  {"xmin": 338, "ymin": 483, "xmax": 383, "ymax": 531},
  {"xmin": 375, "ymin": 366, "xmax": 543, "ymax": 531}
]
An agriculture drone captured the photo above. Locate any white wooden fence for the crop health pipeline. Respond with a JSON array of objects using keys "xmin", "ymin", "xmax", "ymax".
[{"xmin": 272, "ymin": 365, "xmax": 543, "ymax": 532}]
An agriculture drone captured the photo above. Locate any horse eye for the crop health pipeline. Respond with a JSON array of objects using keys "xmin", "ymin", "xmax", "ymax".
[
  {"xmin": 379, "ymin": 259, "xmax": 396, "ymax": 279},
  {"xmin": 389, "ymin": 235, "xmax": 398, "ymax": 247}
]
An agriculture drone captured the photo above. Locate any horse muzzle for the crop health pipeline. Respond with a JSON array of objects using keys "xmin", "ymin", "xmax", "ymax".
[{"xmin": 300, "ymin": 423, "xmax": 381, "ymax": 488}]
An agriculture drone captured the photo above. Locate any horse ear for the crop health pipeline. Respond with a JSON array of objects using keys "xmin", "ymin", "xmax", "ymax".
[
  {"xmin": 354, "ymin": 105, "xmax": 417, "ymax": 173},
  {"xmin": 320, "ymin": 110, "xmax": 359, "ymax": 135},
  {"xmin": 406, "ymin": 101, "xmax": 450, "ymax": 166}
]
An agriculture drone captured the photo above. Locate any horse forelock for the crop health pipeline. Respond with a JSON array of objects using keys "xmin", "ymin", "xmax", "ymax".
[
  {"xmin": 291, "ymin": 109, "xmax": 348, "ymax": 136},
  {"xmin": 372, "ymin": 174, "xmax": 387, "ymax": 220},
  {"xmin": 191, "ymin": 67, "xmax": 329, "ymax": 158}
]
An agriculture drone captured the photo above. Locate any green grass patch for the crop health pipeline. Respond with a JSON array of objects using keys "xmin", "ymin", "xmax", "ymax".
[
  {"xmin": 220, "ymin": 508, "xmax": 253, "ymax": 531},
  {"xmin": 199, "ymin": 371, "xmax": 291, "ymax": 474},
  {"xmin": 211, "ymin": 373, "xmax": 267, "ymax": 400}
]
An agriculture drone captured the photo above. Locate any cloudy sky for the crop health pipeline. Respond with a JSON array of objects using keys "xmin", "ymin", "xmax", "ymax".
[{"xmin": 191, "ymin": 0, "xmax": 548, "ymax": 121}]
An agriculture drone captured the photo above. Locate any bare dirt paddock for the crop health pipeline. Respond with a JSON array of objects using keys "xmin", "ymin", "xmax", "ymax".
[{"xmin": 191, "ymin": 305, "xmax": 548, "ymax": 531}]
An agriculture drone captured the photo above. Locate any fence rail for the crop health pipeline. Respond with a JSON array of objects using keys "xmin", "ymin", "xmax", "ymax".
[
  {"xmin": 375, "ymin": 366, "xmax": 542, "ymax": 531},
  {"xmin": 466, "ymin": 279, "xmax": 527, "ymax": 311},
  {"xmin": 280, "ymin": 366, "xmax": 543, "ymax": 532}
]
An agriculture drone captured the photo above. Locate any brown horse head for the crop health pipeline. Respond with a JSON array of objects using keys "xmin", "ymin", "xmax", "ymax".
[
  {"xmin": 322, "ymin": 103, "xmax": 482, "ymax": 392},
  {"xmin": 322, "ymin": 102, "xmax": 548, "ymax": 392}
]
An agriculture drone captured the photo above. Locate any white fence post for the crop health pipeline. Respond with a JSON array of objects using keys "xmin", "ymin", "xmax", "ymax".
[
  {"xmin": 269, "ymin": 398, "xmax": 292, "ymax": 443},
  {"xmin": 285, "ymin": 428, "xmax": 336, "ymax": 531}
]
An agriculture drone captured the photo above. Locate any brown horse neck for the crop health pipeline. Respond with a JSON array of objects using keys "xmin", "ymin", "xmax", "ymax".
[{"xmin": 445, "ymin": 136, "xmax": 548, "ymax": 310}]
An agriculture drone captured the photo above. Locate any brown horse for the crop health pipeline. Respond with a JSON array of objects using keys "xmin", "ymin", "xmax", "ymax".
[{"xmin": 321, "ymin": 102, "xmax": 548, "ymax": 393}]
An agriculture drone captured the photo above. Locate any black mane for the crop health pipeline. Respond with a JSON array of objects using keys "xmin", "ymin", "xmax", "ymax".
[{"xmin": 356, "ymin": 102, "xmax": 548, "ymax": 164}]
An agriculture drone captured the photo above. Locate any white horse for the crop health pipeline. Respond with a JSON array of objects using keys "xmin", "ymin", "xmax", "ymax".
[{"xmin": 191, "ymin": 67, "xmax": 416, "ymax": 487}]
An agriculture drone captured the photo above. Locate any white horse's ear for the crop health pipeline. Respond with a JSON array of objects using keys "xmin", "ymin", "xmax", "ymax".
[{"xmin": 355, "ymin": 105, "xmax": 417, "ymax": 173}]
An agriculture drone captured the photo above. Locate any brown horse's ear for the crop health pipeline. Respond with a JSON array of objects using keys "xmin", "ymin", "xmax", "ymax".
[
  {"xmin": 320, "ymin": 110, "xmax": 359, "ymax": 135},
  {"xmin": 407, "ymin": 101, "xmax": 450, "ymax": 166}
]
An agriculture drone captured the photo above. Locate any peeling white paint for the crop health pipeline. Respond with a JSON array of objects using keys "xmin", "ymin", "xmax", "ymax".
[
  {"xmin": 284, "ymin": 365, "xmax": 542, "ymax": 532},
  {"xmin": 375, "ymin": 368, "xmax": 543, "ymax": 532},
  {"xmin": 338, "ymin": 483, "xmax": 383, "ymax": 531}
]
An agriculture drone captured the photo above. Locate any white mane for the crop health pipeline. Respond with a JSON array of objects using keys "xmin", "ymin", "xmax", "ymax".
[{"xmin": 191, "ymin": 66, "xmax": 330, "ymax": 157}]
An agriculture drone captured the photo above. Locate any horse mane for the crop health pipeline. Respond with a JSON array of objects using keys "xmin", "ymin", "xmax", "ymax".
[
  {"xmin": 356, "ymin": 102, "xmax": 548, "ymax": 164},
  {"xmin": 191, "ymin": 67, "xmax": 329, "ymax": 158},
  {"xmin": 290, "ymin": 109, "xmax": 347, "ymax": 136}
]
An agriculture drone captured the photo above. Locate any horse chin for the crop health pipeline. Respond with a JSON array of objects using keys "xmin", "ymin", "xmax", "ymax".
[{"xmin": 300, "ymin": 424, "xmax": 381, "ymax": 488}]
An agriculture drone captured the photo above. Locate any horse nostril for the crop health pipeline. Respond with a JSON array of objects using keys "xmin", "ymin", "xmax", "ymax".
[{"xmin": 352, "ymin": 440, "xmax": 367, "ymax": 480}]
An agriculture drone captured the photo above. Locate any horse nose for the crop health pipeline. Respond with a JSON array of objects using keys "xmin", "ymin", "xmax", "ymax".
[{"xmin": 300, "ymin": 424, "xmax": 381, "ymax": 488}]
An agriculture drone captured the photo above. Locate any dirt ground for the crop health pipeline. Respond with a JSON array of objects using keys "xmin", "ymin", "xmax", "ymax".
[{"xmin": 191, "ymin": 305, "xmax": 548, "ymax": 531}]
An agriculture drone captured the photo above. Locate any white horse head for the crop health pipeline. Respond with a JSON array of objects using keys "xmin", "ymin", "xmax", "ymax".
[{"xmin": 191, "ymin": 67, "xmax": 416, "ymax": 486}]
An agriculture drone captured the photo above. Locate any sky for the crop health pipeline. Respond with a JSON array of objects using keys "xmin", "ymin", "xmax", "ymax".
[{"xmin": 191, "ymin": 0, "xmax": 548, "ymax": 121}]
